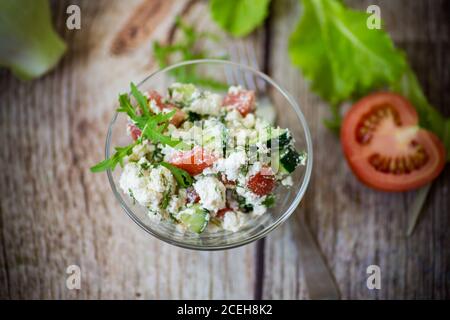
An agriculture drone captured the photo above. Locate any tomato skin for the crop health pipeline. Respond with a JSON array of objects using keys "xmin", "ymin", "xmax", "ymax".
[
  {"xmin": 168, "ymin": 147, "xmax": 217, "ymax": 176},
  {"xmin": 247, "ymin": 168, "xmax": 276, "ymax": 196},
  {"xmin": 147, "ymin": 91, "xmax": 186, "ymax": 127},
  {"xmin": 341, "ymin": 92, "xmax": 445, "ymax": 192},
  {"xmin": 127, "ymin": 123, "xmax": 142, "ymax": 141},
  {"xmin": 223, "ymin": 89, "xmax": 255, "ymax": 116},
  {"xmin": 216, "ymin": 207, "xmax": 232, "ymax": 219}
]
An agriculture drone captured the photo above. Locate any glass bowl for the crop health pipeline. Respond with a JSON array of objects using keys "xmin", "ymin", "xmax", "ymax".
[{"xmin": 106, "ymin": 59, "xmax": 313, "ymax": 250}]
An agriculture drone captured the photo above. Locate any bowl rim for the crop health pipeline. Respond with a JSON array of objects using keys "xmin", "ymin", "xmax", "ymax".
[{"xmin": 105, "ymin": 59, "xmax": 313, "ymax": 250}]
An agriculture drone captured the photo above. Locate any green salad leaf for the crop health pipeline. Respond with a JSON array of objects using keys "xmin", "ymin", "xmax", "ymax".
[
  {"xmin": 0, "ymin": 0, "xmax": 66, "ymax": 80},
  {"xmin": 209, "ymin": 0, "xmax": 271, "ymax": 37},
  {"xmin": 90, "ymin": 143, "xmax": 137, "ymax": 173},
  {"xmin": 289, "ymin": 0, "xmax": 406, "ymax": 106},
  {"xmin": 289, "ymin": 0, "xmax": 450, "ymax": 159}
]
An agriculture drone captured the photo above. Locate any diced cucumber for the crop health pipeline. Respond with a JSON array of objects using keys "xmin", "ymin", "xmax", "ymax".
[
  {"xmin": 279, "ymin": 147, "xmax": 302, "ymax": 173},
  {"xmin": 168, "ymin": 83, "xmax": 197, "ymax": 106},
  {"xmin": 266, "ymin": 129, "xmax": 292, "ymax": 149},
  {"xmin": 179, "ymin": 204, "xmax": 209, "ymax": 234}
]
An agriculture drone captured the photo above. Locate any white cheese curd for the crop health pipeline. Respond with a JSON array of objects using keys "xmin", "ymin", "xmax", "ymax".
[
  {"xmin": 214, "ymin": 151, "xmax": 247, "ymax": 181},
  {"xmin": 193, "ymin": 176, "xmax": 226, "ymax": 213},
  {"xmin": 187, "ymin": 91, "xmax": 222, "ymax": 115},
  {"xmin": 252, "ymin": 204, "xmax": 267, "ymax": 216},
  {"xmin": 119, "ymin": 163, "xmax": 176, "ymax": 211},
  {"xmin": 242, "ymin": 113, "xmax": 256, "ymax": 128},
  {"xmin": 223, "ymin": 210, "xmax": 247, "ymax": 232},
  {"xmin": 166, "ymin": 189, "xmax": 187, "ymax": 216},
  {"xmin": 282, "ymin": 176, "xmax": 294, "ymax": 187},
  {"xmin": 126, "ymin": 141, "xmax": 153, "ymax": 162}
]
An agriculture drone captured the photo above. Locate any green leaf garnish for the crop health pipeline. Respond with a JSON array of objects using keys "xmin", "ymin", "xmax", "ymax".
[
  {"xmin": 91, "ymin": 83, "xmax": 183, "ymax": 172},
  {"xmin": 90, "ymin": 142, "xmax": 137, "ymax": 173},
  {"xmin": 209, "ymin": 0, "xmax": 271, "ymax": 37},
  {"xmin": 160, "ymin": 162, "xmax": 193, "ymax": 188}
]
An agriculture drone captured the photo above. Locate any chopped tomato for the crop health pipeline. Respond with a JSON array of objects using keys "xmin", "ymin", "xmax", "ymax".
[
  {"xmin": 147, "ymin": 91, "xmax": 186, "ymax": 127},
  {"xmin": 127, "ymin": 123, "xmax": 142, "ymax": 141},
  {"xmin": 168, "ymin": 146, "xmax": 217, "ymax": 176},
  {"xmin": 222, "ymin": 89, "xmax": 255, "ymax": 116},
  {"xmin": 186, "ymin": 187, "xmax": 200, "ymax": 204},
  {"xmin": 147, "ymin": 90, "xmax": 165, "ymax": 110},
  {"xmin": 247, "ymin": 168, "xmax": 276, "ymax": 196},
  {"xmin": 341, "ymin": 92, "xmax": 445, "ymax": 191},
  {"xmin": 216, "ymin": 207, "xmax": 232, "ymax": 219}
]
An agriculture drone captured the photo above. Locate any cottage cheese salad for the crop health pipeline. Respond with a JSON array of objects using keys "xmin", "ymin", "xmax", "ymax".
[{"xmin": 91, "ymin": 82, "xmax": 306, "ymax": 234}]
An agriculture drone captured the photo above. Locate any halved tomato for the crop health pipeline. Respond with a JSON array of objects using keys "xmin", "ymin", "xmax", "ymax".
[
  {"xmin": 341, "ymin": 92, "xmax": 445, "ymax": 192},
  {"xmin": 222, "ymin": 89, "xmax": 255, "ymax": 116},
  {"xmin": 168, "ymin": 146, "xmax": 217, "ymax": 176}
]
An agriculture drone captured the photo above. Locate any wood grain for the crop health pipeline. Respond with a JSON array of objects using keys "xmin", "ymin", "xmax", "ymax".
[
  {"xmin": 0, "ymin": 0, "xmax": 263, "ymax": 299},
  {"xmin": 263, "ymin": 0, "xmax": 450, "ymax": 299},
  {"xmin": 0, "ymin": 0, "xmax": 448, "ymax": 300}
]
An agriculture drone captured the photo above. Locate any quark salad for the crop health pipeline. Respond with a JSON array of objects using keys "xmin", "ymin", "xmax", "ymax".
[{"xmin": 91, "ymin": 82, "xmax": 306, "ymax": 234}]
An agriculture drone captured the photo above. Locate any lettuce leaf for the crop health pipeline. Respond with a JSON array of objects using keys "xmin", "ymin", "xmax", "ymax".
[
  {"xmin": 0, "ymin": 0, "xmax": 67, "ymax": 80},
  {"xmin": 209, "ymin": 0, "xmax": 271, "ymax": 37},
  {"xmin": 289, "ymin": 0, "xmax": 450, "ymax": 159}
]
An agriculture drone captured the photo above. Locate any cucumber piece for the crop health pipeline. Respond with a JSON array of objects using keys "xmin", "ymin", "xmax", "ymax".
[
  {"xmin": 179, "ymin": 204, "xmax": 209, "ymax": 234},
  {"xmin": 266, "ymin": 130, "xmax": 292, "ymax": 149},
  {"xmin": 279, "ymin": 147, "xmax": 302, "ymax": 173}
]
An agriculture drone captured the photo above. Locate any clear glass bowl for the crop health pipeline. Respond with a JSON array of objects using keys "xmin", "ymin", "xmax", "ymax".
[{"xmin": 106, "ymin": 59, "xmax": 313, "ymax": 250}]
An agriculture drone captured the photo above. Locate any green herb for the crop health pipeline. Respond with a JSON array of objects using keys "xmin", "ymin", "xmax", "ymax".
[
  {"xmin": 289, "ymin": 0, "xmax": 450, "ymax": 158},
  {"xmin": 140, "ymin": 162, "xmax": 150, "ymax": 170},
  {"xmin": 187, "ymin": 112, "xmax": 202, "ymax": 122},
  {"xmin": 237, "ymin": 194, "xmax": 253, "ymax": 213},
  {"xmin": 160, "ymin": 162, "xmax": 193, "ymax": 188},
  {"xmin": 161, "ymin": 190, "xmax": 171, "ymax": 209},
  {"xmin": 128, "ymin": 188, "xmax": 136, "ymax": 205},
  {"xmin": 262, "ymin": 194, "xmax": 275, "ymax": 208},
  {"xmin": 152, "ymin": 17, "xmax": 227, "ymax": 90},
  {"xmin": 209, "ymin": 0, "xmax": 271, "ymax": 37},
  {"xmin": 0, "ymin": 0, "xmax": 67, "ymax": 80},
  {"xmin": 91, "ymin": 83, "xmax": 182, "ymax": 172},
  {"xmin": 90, "ymin": 142, "xmax": 137, "ymax": 173}
]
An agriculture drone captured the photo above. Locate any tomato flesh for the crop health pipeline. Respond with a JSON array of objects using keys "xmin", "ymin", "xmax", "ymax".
[
  {"xmin": 247, "ymin": 168, "xmax": 276, "ymax": 196},
  {"xmin": 147, "ymin": 90, "xmax": 186, "ymax": 127},
  {"xmin": 186, "ymin": 187, "xmax": 200, "ymax": 204},
  {"xmin": 341, "ymin": 92, "xmax": 445, "ymax": 191},
  {"xmin": 216, "ymin": 207, "xmax": 232, "ymax": 219},
  {"xmin": 223, "ymin": 89, "xmax": 255, "ymax": 116},
  {"xmin": 168, "ymin": 147, "xmax": 216, "ymax": 176},
  {"xmin": 127, "ymin": 123, "xmax": 142, "ymax": 141}
]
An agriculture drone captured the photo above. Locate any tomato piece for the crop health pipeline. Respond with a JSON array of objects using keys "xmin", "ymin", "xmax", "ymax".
[
  {"xmin": 186, "ymin": 187, "xmax": 200, "ymax": 204},
  {"xmin": 147, "ymin": 90, "xmax": 165, "ymax": 110},
  {"xmin": 223, "ymin": 89, "xmax": 255, "ymax": 116},
  {"xmin": 147, "ymin": 91, "xmax": 186, "ymax": 127},
  {"xmin": 341, "ymin": 92, "xmax": 445, "ymax": 192},
  {"xmin": 216, "ymin": 207, "xmax": 232, "ymax": 219},
  {"xmin": 247, "ymin": 168, "xmax": 276, "ymax": 196},
  {"xmin": 127, "ymin": 123, "xmax": 142, "ymax": 141},
  {"xmin": 168, "ymin": 146, "xmax": 217, "ymax": 176}
]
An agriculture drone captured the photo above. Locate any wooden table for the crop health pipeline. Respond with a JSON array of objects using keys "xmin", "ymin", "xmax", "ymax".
[{"xmin": 0, "ymin": 0, "xmax": 448, "ymax": 299}]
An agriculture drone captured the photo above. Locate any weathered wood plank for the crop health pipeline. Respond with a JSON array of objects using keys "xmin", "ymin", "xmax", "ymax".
[
  {"xmin": 263, "ymin": 0, "xmax": 449, "ymax": 299},
  {"xmin": 0, "ymin": 0, "xmax": 266, "ymax": 299}
]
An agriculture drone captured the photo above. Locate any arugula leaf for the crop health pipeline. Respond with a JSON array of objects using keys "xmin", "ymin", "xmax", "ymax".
[
  {"xmin": 289, "ymin": 0, "xmax": 406, "ymax": 106},
  {"xmin": 152, "ymin": 18, "xmax": 227, "ymax": 90},
  {"xmin": 160, "ymin": 162, "xmax": 193, "ymax": 188},
  {"xmin": 91, "ymin": 83, "xmax": 184, "ymax": 172},
  {"xmin": 90, "ymin": 142, "xmax": 137, "ymax": 173},
  {"xmin": 209, "ymin": 0, "xmax": 271, "ymax": 37},
  {"xmin": 130, "ymin": 82, "xmax": 150, "ymax": 116}
]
